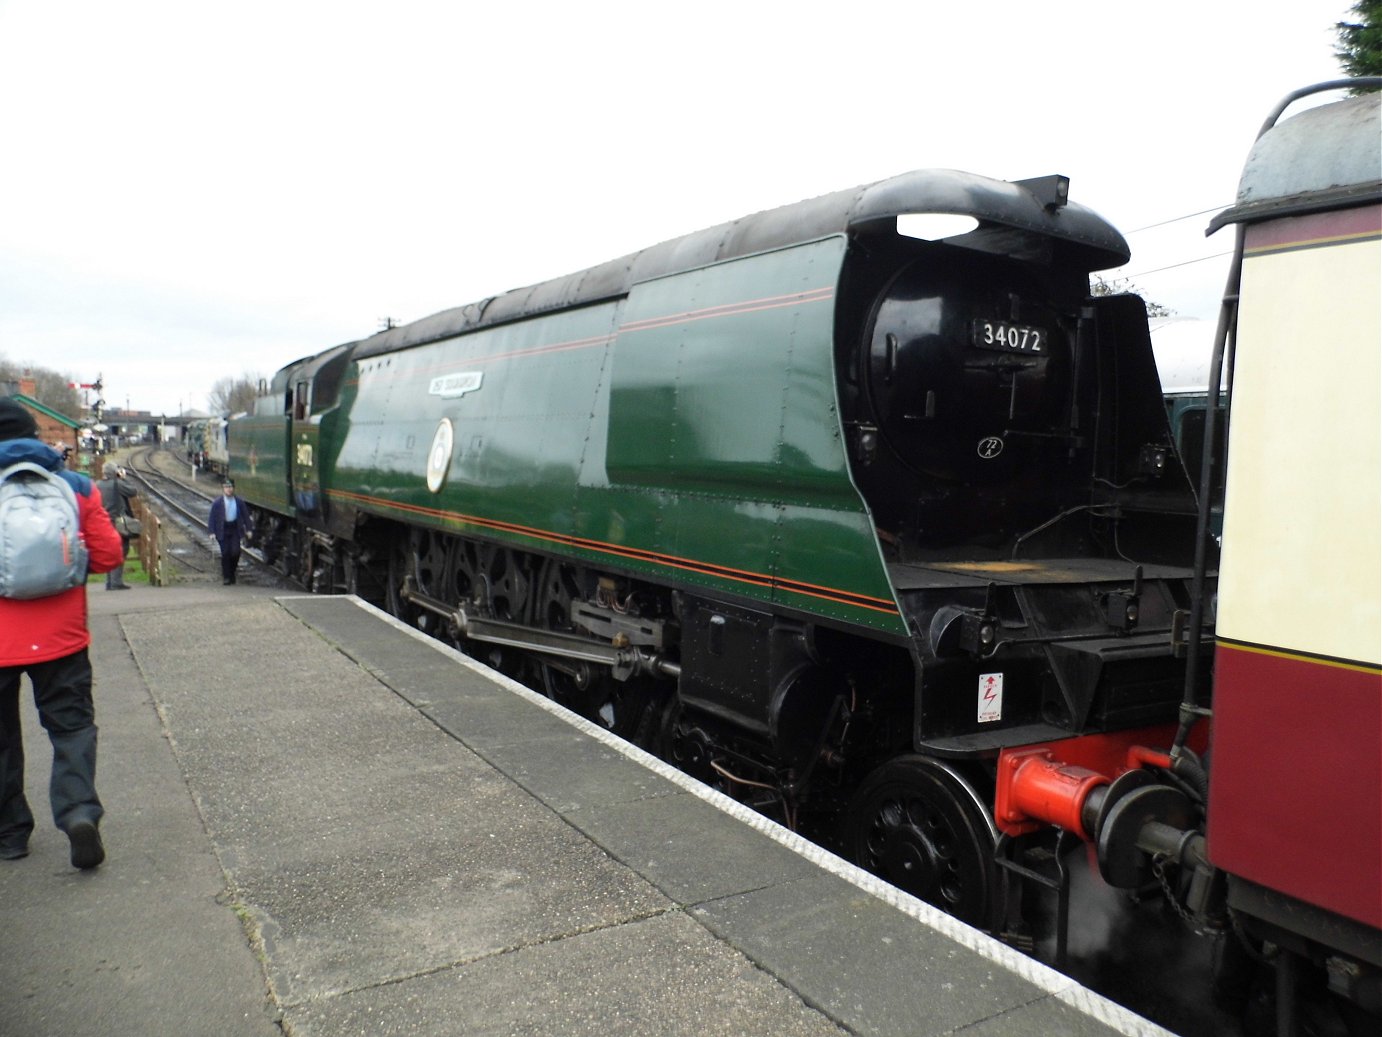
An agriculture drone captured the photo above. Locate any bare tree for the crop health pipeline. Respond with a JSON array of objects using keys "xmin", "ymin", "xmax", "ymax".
[
  {"xmin": 0, "ymin": 354, "xmax": 84, "ymax": 419},
  {"xmin": 207, "ymin": 374, "xmax": 264, "ymax": 416}
]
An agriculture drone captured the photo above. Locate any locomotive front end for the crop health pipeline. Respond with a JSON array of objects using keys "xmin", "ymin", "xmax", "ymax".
[{"xmin": 829, "ymin": 172, "xmax": 1215, "ymax": 929}]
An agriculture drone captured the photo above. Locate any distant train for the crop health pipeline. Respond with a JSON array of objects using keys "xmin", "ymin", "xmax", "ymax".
[
  {"xmin": 228, "ymin": 82, "xmax": 1380, "ymax": 1035},
  {"xmin": 184, "ymin": 417, "xmax": 228, "ymax": 476}
]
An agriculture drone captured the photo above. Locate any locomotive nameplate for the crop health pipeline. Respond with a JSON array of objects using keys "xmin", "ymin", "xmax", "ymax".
[
  {"xmin": 429, "ymin": 371, "xmax": 484, "ymax": 398},
  {"xmin": 971, "ymin": 319, "xmax": 1045, "ymax": 353}
]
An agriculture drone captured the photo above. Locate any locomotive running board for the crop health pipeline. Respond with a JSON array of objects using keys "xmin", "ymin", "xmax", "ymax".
[{"xmin": 398, "ymin": 577, "xmax": 681, "ymax": 681}]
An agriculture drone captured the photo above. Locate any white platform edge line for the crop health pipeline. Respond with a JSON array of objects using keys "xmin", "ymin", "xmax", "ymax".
[{"xmin": 298, "ymin": 594, "xmax": 1175, "ymax": 1037}]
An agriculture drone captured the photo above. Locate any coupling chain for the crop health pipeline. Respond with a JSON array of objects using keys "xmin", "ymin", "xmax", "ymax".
[{"xmin": 1152, "ymin": 853, "xmax": 1219, "ymax": 938}]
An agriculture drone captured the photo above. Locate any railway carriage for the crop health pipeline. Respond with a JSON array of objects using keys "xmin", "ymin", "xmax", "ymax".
[
  {"xmin": 985, "ymin": 84, "xmax": 1381, "ymax": 1032},
  {"xmin": 1200, "ymin": 86, "xmax": 1381, "ymax": 1025}
]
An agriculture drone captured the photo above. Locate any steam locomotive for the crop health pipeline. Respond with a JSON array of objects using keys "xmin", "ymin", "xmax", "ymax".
[{"xmin": 227, "ymin": 81, "xmax": 1381, "ymax": 1035}]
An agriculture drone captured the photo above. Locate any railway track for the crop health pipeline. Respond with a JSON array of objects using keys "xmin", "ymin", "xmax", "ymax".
[{"xmin": 122, "ymin": 445, "xmax": 290, "ymax": 588}]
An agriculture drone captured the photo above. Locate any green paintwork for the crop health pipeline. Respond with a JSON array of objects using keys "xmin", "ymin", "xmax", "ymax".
[
  {"xmin": 229, "ymin": 414, "xmax": 293, "ymax": 517},
  {"xmin": 318, "ymin": 237, "xmax": 906, "ymax": 635}
]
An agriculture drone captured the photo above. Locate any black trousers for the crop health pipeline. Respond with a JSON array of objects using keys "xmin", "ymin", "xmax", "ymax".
[
  {"xmin": 0, "ymin": 649, "xmax": 102, "ymax": 851},
  {"xmin": 218, "ymin": 526, "xmax": 241, "ymax": 581}
]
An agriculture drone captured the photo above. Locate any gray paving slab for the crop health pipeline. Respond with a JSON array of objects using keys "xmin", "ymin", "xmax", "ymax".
[
  {"xmin": 282, "ymin": 596, "xmax": 1173, "ymax": 1037},
  {"xmin": 0, "ymin": 603, "xmax": 281, "ymax": 1037},
  {"xmin": 288, "ymin": 911, "xmax": 849, "ymax": 1037},
  {"xmin": 478, "ymin": 728, "xmax": 682, "ymax": 814},
  {"xmin": 119, "ymin": 600, "xmax": 673, "ymax": 1007},
  {"xmin": 567, "ymin": 789, "xmax": 825, "ymax": 904},
  {"xmin": 692, "ymin": 872, "xmax": 1051, "ymax": 1036}
]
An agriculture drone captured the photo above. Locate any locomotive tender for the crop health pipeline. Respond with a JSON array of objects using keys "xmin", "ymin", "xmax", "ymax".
[{"xmin": 231, "ymin": 164, "xmax": 1210, "ymax": 934}]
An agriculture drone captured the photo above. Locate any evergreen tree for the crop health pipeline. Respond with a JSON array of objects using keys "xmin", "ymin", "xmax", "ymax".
[{"xmin": 1336, "ymin": 1, "xmax": 1382, "ymax": 83}]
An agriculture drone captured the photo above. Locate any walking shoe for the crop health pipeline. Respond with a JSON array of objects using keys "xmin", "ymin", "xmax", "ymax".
[
  {"xmin": 0, "ymin": 843, "xmax": 28, "ymax": 860},
  {"xmin": 67, "ymin": 820, "xmax": 105, "ymax": 870}
]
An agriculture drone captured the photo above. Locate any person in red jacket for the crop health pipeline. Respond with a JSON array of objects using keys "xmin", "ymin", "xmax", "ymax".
[{"xmin": 0, "ymin": 398, "xmax": 124, "ymax": 869}]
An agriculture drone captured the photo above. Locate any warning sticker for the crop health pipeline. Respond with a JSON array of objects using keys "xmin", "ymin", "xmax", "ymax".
[{"xmin": 978, "ymin": 673, "xmax": 1003, "ymax": 723}]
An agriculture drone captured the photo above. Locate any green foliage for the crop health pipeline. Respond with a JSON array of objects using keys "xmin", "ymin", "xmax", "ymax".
[
  {"xmin": 1336, "ymin": 1, "xmax": 1382, "ymax": 83},
  {"xmin": 1090, "ymin": 276, "xmax": 1175, "ymax": 318}
]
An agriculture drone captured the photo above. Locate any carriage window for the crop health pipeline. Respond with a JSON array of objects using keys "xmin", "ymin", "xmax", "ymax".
[{"xmin": 294, "ymin": 381, "xmax": 310, "ymax": 420}]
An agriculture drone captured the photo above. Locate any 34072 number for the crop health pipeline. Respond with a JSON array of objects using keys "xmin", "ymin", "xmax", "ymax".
[{"xmin": 972, "ymin": 320, "xmax": 1045, "ymax": 353}]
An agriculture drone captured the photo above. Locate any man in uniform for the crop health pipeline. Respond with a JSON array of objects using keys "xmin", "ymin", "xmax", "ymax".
[{"xmin": 207, "ymin": 478, "xmax": 244, "ymax": 585}]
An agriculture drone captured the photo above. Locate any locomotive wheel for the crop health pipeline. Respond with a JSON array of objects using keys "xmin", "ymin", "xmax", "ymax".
[
  {"xmin": 844, "ymin": 755, "xmax": 999, "ymax": 928},
  {"xmin": 299, "ymin": 539, "xmax": 316, "ymax": 591},
  {"xmin": 413, "ymin": 530, "xmax": 451, "ymax": 603},
  {"xmin": 452, "ymin": 540, "xmax": 532, "ymax": 622},
  {"xmin": 449, "ymin": 540, "xmax": 534, "ymax": 677},
  {"xmin": 385, "ymin": 539, "xmax": 431, "ymax": 633},
  {"xmin": 280, "ymin": 523, "xmax": 303, "ymax": 581},
  {"xmin": 534, "ymin": 559, "xmax": 651, "ymax": 738},
  {"xmin": 536, "ymin": 559, "xmax": 586, "ymax": 707}
]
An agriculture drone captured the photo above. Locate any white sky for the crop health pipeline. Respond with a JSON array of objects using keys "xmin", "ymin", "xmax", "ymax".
[{"xmin": 0, "ymin": 0, "xmax": 1354, "ymax": 418}]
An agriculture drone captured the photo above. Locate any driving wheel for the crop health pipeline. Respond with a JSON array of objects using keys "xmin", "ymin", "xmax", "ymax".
[{"xmin": 845, "ymin": 755, "xmax": 999, "ymax": 928}]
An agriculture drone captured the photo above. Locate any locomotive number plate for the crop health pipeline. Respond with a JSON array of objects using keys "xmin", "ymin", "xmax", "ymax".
[{"xmin": 971, "ymin": 320, "xmax": 1045, "ymax": 353}]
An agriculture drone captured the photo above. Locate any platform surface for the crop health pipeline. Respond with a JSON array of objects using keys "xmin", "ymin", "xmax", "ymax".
[{"xmin": 0, "ymin": 586, "xmax": 1173, "ymax": 1036}]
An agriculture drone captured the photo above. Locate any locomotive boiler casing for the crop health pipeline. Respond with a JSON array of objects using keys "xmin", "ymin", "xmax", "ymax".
[
  {"xmin": 230, "ymin": 169, "xmax": 1210, "ymax": 762},
  {"xmin": 336, "ymin": 235, "xmax": 902, "ymax": 636}
]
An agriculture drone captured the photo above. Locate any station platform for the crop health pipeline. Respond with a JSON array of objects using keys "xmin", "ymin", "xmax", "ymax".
[{"xmin": 1, "ymin": 587, "xmax": 1176, "ymax": 1037}]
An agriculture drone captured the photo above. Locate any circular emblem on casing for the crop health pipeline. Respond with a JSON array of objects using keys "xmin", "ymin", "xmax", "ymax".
[
  {"xmin": 977, "ymin": 436, "xmax": 1005, "ymax": 460},
  {"xmin": 426, "ymin": 418, "xmax": 454, "ymax": 493}
]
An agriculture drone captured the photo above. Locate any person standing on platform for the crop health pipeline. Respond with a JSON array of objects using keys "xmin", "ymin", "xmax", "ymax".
[
  {"xmin": 0, "ymin": 397, "xmax": 124, "ymax": 870},
  {"xmin": 208, "ymin": 478, "xmax": 244, "ymax": 585},
  {"xmin": 95, "ymin": 462, "xmax": 135, "ymax": 590}
]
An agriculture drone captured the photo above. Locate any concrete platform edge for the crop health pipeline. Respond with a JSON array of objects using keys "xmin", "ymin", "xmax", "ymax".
[{"xmin": 282, "ymin": 593, "xmax": 1174, "ymax": 1037}]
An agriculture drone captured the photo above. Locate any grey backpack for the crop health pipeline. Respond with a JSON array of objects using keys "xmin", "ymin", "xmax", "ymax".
[{"xmin": 0, "ymin": 461, "xmax": 89, "ymax": 599}]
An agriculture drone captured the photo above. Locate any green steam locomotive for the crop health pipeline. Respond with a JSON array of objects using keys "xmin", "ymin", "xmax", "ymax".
[{"xmin": 228, "ymin": 169, "xmax": 1208, "ymax": 932}]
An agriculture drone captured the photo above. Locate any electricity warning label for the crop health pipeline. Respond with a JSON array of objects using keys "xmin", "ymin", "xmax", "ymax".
[{"xmin": 978, "ymin": 672, "xmax": 1003, "ymax": 723}]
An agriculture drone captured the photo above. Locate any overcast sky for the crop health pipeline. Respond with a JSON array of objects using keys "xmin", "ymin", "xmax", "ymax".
[{"xmin": 0, "ymin": 1, "xmax": 1354, "ymax": 418}]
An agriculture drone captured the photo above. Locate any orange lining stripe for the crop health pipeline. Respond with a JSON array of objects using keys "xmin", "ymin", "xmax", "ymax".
[
  {"xmin": 348, "ymin": 332, "xmax": 617, "ymax": 386},
  {"xmin": 328, "ymin": 487, "xmax": 899, "ymax": 615},
  {"xmin": 343, "ymin": 286, "xmax": 835, "ymax": 387},
  {"xmin": 618, "ymin": 287, "xmax": 835, "ymax": 334}
]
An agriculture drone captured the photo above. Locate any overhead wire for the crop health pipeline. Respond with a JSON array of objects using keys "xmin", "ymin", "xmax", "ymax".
[
  {"xmin": 1124, "ymin": 205, "xmax": 1230, "ymax": 234},
  {"xmin": 1119, "ymin": 251, "xmax": 1235, "ymax": 280},
  {"xmin": 1106, "ymin": 203, "xmax": 1235, "ymax": 281}
]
